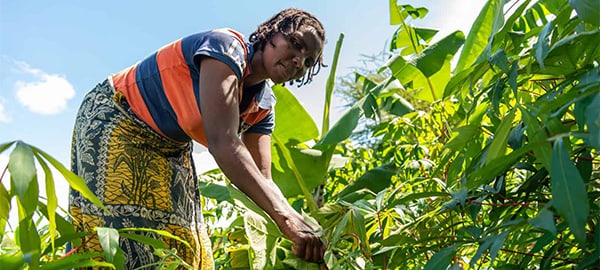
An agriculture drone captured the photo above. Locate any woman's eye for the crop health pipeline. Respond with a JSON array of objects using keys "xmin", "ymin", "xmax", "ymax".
[
  {"xmin": 290, "ymin": 36, "xmax": 302, "ymax": 50},
  {"xmin": 305, "ymin": 58, "xmax": 314, "ymax": 68}
]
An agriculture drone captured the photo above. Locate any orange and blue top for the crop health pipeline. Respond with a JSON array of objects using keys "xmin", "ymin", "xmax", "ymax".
[{"xmin": 111, "ymin": 28, "xmax": 274, "ymax": 146}]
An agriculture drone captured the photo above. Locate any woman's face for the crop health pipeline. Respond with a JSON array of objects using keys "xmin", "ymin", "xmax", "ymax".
[{"xmin": 261, "ymin": 26, "xmax": 324, "ymax": 84}]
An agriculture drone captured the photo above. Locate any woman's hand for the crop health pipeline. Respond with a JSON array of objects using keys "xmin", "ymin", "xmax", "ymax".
[{"xmin": 277, "ymin": 211, "xmax": 325, "ymax": 263}]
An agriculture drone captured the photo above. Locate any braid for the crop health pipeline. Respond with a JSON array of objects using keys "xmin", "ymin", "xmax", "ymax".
[{"xmin": 249, "ymin": 8, "xmax": 326, "ymax": 87}]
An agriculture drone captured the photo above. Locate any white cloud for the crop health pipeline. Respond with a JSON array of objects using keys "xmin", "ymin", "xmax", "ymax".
[
  {"xmin": 14, "ymin": 62, "xmax": 75, "ymax": 115},
  {"xmin": 0, "ymin": 99, "xmax": 11, "ymax": 123}
]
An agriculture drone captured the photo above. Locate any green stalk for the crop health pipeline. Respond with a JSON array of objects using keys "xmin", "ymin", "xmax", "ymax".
[
  {"xmin": 321, "ymin": 33, "xmax": 345, "ymax": 136},
  {"xmin": 272, "ymin": 135, "xmax": 317, "ymax": 212}
]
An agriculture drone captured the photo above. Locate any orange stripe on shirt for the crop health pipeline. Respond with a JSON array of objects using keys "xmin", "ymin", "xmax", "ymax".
[
  {"xmin": 111, "ymin": 65, "xmax": 166, "ymax": 138},
  {"xmin": 155, "ymin": 40, "xmax": 207, "ymax": 146}
]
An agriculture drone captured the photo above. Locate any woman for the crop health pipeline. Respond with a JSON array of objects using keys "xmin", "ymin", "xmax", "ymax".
[{"xmin": 69, "ymin": 8, "xmax": 326, "ymax": 269}]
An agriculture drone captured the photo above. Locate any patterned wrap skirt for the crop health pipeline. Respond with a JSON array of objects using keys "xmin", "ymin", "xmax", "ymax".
[{"xmin": 69, "ymin": 78, "xmax": 214, "ymax": 269}]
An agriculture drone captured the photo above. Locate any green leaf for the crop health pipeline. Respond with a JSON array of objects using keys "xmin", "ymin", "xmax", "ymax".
[
  {"xmin": 534, "ymin": 22, "xmax": 554, "ymax": 70},
  {"xmin": 119, "ymin": 232, "xmax": 167, "ymax": 249},
  {"xmin": 32, "ymin": 147, "xmax": 107, "ymax": 212},
  {"xmin": 424, "ymin": 245, "xmax": 456, "ymax": 270},
  {"xmin": 272, "ymin": 84, "xmax": 319, "ymax": 145},
  {"xmin": 569, "ymin": 0, "xmax": 600, "ymax": 26},
  {"xmin": 489, "ymin": 49, "xmax": 509, "ymax": 73},
  {"xmin": 244, "ymin": 211, "xmax": 268, "ymax": 269},
  {"xmin": 0, "ymin": 251, "xmax": 26, "ymax": 270},
  {"xmin": 8, "ymin": 142, "xmax": 36, "ymax": 200},
  {"xmin": 529, "ymin": 208, "xmax": 557, "ymax": 236},
  {"xmin": 38, "ymin": 252, "xmax": 115, "ymax": 270},
  {"xmin": 97, "ymin": 227, "xmax": 119, "ymax": 262},
  {"xmin": 550, "ymin": 138, "xmax": 589, "ymax": 244},
  {"xmin": 416, "ymin": 31, "xmax": 465, "ymax": 77},
  {"xmin": 486, "ymin": 108, "xmax": 516, "ymax": 164},
  {"xmin": 521, "ymin": 108, "xmax": 553, "ymax": 171},
  {"xmin": 575, "ymin": 149, "xmax": 593, "ymax": 183},
  {"xmin": 584, "ymin": 92, "xmax": 600, "ymax": 150},
  {"xmin": 322, "ymin": 33, "xmax": 344, "ymax": 135},
  {"xmin": 197, "ymin": 181, "xmax": 231, "ymax": 202},
  {"xmin": 34, "ymin": 154, "xmax": 58, "ymax": 251},
  {"xmin": 317, "ymin": 105, "xmax": 361, "ymax": 147},
  {"xmin": 271, "ymin": 146, "xmax": 330, "ymax": 198},
  {"xmin": 17, "ymin": 218, "xmax": 40, "ymax": 268},
  {"xmin": 338, "ymin": 164, "xmax": 396, "ymax": 202},
  {"xmin": 0, "ymin": 141, "xmax": 15, "ymax": 154},
  {"xmin": 535, "ymin": 30, "xmax": 600, "ymax": 75},
  {"xmin": 351, "ymin": 207, "xmax": 367, "ymax": 249},
  {"xmin": 489, "ymin": 231, "xmax": 509, "ymax": 264},
  {"xmin": 444, "ymin": 125, "xmax": 481, "ymax": 151},
  {"xmin": 455, "ymin": 0, "xmax": 505, "ymax": 72},
  {"xmin": 0, "ymin": 184, "xmax": 8, "ymax": 235},
  {"xmin": 119, "ymin": 227, "xmax": 193, "ymax": 251}
]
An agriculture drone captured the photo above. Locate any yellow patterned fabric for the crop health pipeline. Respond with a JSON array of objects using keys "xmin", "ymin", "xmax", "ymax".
[{"xmin": 69, "ymin": 79, "xmax": 214, "ymax": 269}]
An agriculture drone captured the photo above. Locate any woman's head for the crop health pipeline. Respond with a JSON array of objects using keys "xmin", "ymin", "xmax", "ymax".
[{"xmin": 250, "ymin": 8, "xmax": 326, "ymax": 86}]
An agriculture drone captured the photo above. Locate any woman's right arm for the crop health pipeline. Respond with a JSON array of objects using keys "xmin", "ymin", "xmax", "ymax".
[{"xmin": 195, "ymin": 57, "xmax": 324, "ymax": 263}]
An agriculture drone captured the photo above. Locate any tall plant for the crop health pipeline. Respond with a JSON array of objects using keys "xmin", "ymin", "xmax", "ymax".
[{"xmin": 0, "ymin": 141, "xmax": 193, "ymax": 269}]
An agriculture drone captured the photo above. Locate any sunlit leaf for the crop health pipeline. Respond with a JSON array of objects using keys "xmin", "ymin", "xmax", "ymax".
[
  {"xmin": 416, "ymin": 31, "xmax": 465, "ymax": 77},
  {"xmin": 0, "ymin": 141, "xmax": 15, "ymax": 154},
  {"xmin": 0, "ymin": 184, "xmax": 9, "ymax": 236},
  {"xmin": 8, "ymin": 142, "xmax": 36, "ymax": 200},
  {"xmin": 33, "ymin": 147, "xmax": 107, "ymax": 212},
  {"xmin": 34, "ymin": 154, "xmax": 58, "ymax": 251},
  {"xmin": 486, "ymin": 108, "xmax": 516, "ymax": 164},
  {"xmin": 37, "ymin": 252, "xmax": 114, "ymax": 270},
  {"xmin": 120, "ymin": 232, "xmax": 167, "ymax": 249},
  {"xmin": 316, "ymin": 106, "xmax": 361, "ymax": 147},
  {"xmin": 534, "ymin": 30, "xmax": 600, "ymax": 75},
  {"xmin": 244, "ymin": 211, "xmax": 268, "ymax": 269},
  {"xmin": 444, "ymin": 125, "xmax": 480, "ymax": 151},
  {"xmin": 455, "ymin": 0, "xmax": 505, "ymax": 72},
  {"xmin": 322, "ymin": 33, "xmax": 344, "ymax": 135},
  {"xmin": 97, "ymin": 227, "xmax": 119, "ymax": 262}
]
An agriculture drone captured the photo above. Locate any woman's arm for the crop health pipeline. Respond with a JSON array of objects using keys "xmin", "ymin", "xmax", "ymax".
[{"xmin": 198, "ymin": 57, "xmax": 324, "ymax": 263}]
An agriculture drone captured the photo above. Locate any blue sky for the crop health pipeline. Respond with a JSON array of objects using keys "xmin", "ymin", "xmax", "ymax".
[{"xmin": 0, "ymin": 0, "xmax": 485, "ymax": 211}]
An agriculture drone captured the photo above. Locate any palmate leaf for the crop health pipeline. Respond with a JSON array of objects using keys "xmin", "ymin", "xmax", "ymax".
[
  {"xmin": 550, "ymin": 138, "xmax": 589, "ymax": 244},
  {"xmin": 32, "ymin": 146, "xmax": 107, "ymax": 212}
]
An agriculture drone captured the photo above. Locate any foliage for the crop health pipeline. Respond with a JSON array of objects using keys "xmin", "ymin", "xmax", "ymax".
[
  {"xmin": 1, "ymin": 0, "xmax": 598, "ymax": 269},
  {"xmin": 0, "ymin": 141, "xmax": 192, "ymax": 269},
  {"xmin": 206, "ymin": 0, "xmax": 599, "ymax": 269}
]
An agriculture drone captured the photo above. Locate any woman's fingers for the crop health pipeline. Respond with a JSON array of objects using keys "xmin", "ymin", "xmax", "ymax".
[{"xmin": 292, "ymin": 231, "xmax": 324, "ymax": 263}]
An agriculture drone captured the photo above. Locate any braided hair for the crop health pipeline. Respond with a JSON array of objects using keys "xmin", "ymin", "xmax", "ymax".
[{"xmin": 249, "ymin": 8, "xmax": 326, "ymax": 87}]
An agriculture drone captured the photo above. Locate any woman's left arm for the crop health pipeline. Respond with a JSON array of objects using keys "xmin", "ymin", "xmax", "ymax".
[{"xmin": 242, "ymin": 132, "xmax": 272, "ymax": 179}]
